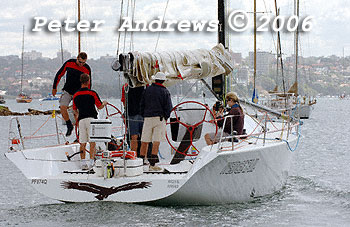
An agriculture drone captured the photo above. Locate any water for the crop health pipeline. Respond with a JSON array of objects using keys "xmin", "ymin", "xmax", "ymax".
[{"xmin": 1, "ymin": 98, "xmax": 350, "ymax": 226}]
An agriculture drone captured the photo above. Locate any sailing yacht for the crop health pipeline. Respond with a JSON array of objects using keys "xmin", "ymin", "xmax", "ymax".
[
  {"xmin": 16, "ymin": 26, "xmax": 32, "ymax": 104},
  {"xmin": 4, "ymin": 0, "xmax": 300, "ymax": 204},
  {"xmin": 258, "ymin": 0, "xmax": 315, "ymax": 119}
]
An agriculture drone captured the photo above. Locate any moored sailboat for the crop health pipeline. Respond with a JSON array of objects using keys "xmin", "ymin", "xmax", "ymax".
[{"xmin": 16, "ymin": 26, "xmax": 32, "ymax": 104}]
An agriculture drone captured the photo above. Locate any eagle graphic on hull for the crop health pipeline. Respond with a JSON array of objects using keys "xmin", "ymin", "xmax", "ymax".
[{"xmin": 61, "ymin": 181, "xmax": 152, "ymax": 200}]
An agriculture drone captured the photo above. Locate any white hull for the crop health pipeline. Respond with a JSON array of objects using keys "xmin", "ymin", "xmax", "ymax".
[
  {"xmin": 5, "ymin": 131, "xmax": 297, "ymax": 205},
  {"xmin": 298, "ymin": 104, "xmax": 312, "ymax": 119}
]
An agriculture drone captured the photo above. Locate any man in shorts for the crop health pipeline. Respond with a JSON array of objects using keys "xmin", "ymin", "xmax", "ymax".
[
  {"xmin": 73, "ymin": 73, "xmax": 107, "ymax": 169},
  {"xmin": 121, "ymin": 83, "xmax": 145, "ymax": 152},
  {"xmin": 139, "ymin": 72, "xmax": 173, "ymax": 171},
  {"xmin": 52, "ymin": 52, "xmax": 91, "ymax": 136}
]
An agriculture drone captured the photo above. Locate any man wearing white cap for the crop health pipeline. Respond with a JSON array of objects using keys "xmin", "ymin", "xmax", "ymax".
[{"xmin": 139, "ymin": 72, "xmax": 173, "ymax": 171}]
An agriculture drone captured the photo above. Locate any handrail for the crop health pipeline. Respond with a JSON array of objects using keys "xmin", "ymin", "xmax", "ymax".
[
  {"xmin": 216, "ymin": 111, "xmax": 299, "ymax": 153},
  {"xmin": 8, "ymin": 116, "xmax": 68, "ymax": 152}
]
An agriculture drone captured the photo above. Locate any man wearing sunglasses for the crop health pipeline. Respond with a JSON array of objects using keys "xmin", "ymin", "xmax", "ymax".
[{"xmin": 52, "ymin": 52, "xmax": 91, "ymax": 137}]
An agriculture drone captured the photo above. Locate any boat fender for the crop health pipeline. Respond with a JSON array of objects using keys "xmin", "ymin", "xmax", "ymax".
[{"xmin": 11, "ymin": 139, "xmax": 20, "ymax": 145}]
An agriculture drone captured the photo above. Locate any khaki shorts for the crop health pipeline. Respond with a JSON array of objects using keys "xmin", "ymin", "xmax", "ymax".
[
  {"xmin": 59, "ymin": 90, "xmax": 73, "ymax": 107},
  {"xmin": 79, "ymin": 118, "xmax": 93, "ymax": 143},
  {"xmin": 141, "ymin": 116, "xmax": 166, "ymax": 142}
]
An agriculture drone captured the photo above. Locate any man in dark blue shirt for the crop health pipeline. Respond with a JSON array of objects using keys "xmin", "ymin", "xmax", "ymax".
[{"xmin": 140, "ymin": 72, "xmax": 173, "ymax": 171}]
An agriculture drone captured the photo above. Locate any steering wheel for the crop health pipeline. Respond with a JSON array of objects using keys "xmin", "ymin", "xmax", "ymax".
[
  {"xmin": 166, "ymin": 101, "xmax": 218, "ymax": 156},
  {"xmin": 104, "ymin": 102, "xmax": 127, "ymax": 151}
]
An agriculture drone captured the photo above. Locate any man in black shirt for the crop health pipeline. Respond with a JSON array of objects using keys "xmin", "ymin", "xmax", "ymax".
[
  {"xmin": 52, "ymin": 52, "xmax": 91, "ymax": 137},
  {"xmin": 73, "ymin": 73, "xmax": 107, "ymax": 169},
  {"xmin": 121, "ymin": 83, "xmax": 145, "ymax": 152}
]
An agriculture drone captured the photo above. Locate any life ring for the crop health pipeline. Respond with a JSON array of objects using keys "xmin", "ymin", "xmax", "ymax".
[{"xmin": 108, "ymin": 150, "xmax": 136, "ymax": 159}]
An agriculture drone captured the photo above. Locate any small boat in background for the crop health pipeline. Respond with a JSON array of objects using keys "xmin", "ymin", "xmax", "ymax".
[
  {"xmin": 0, "ymin": 95, "xmax": 5, "ymax": 104},
  {"xmin": 17, "ymin": 26, "xmax": 32, "ymax": 104},
  {"xmin": 16, "ymin": 93, "xmax": 32, "ymax": 103},
  {"xmin": 40, "ymin": 93, "xmax": 61, "ymax": 101}
]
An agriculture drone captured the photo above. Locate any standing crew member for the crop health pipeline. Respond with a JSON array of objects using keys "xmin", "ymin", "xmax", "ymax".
[
  {"xmin": 140, "ymin": 72, "xmax": 173, "ymax": 171},
  {"xmin": 121, "ymin": 83, "xmax": 145, "ymax": 152},
  {"xmin": 73, "ymin": 73, "xmax": 107, "ymax": 170},
  {"xmin": 52, "ymin": 52, "xmax": 91, "ymax": 136}
]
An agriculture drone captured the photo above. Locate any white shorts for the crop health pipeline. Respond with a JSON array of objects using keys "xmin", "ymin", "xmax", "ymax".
[
  {"xmin": 79, "ymin": 118, "xmax": 93, "ymax": 143},
  {"xmin": 141, "ymin": 116, "xmax": 166, "ymax": 143}
]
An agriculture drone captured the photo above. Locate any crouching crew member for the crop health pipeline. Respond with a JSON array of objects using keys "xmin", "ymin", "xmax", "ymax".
[{"xmin": 205, "ymin": 92, "xmax": 244, "ymax": 145}]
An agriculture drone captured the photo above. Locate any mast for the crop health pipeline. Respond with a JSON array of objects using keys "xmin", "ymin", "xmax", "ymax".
[
  {"xmin": 274, "ymin": 0, "xmax": 287, "ymax": 107},
  {"xmin": 253, "ymin": 0, "xmax": 257, "ymax": 94},
  {"xmin": 294, "ymin": 0, "xmax": 299, "ymax": 96},
  {"xmin": 274, "ymin": 1, "xmax": 280, "ymax": 89},
  {"xmin": 218, "ymin": 0, "xmax": 226, "ymax": 47},
  {"xmin": 59, "ymin": 27, "xmax": 64, "ymax": 64},
  {"xmin": 78, "ymin": 0, "xmax": 81, "ymax": 53},
  {"xmin": 20, "ymin": 25, "xmax": 25, "ymax": 94},
  {"xmin": 209, "ymin": 0, "xmax": 227, "ymax": 102}
]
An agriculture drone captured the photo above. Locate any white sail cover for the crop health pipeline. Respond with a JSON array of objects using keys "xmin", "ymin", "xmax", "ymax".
[{"xmin": 123, "ymin": 43, "xmax": 233, "ymax": 87}]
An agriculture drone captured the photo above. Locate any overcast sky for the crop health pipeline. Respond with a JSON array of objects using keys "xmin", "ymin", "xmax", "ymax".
[{"xmin": 0, "ymin": 0, "xmax": 349, "ymax": 59}]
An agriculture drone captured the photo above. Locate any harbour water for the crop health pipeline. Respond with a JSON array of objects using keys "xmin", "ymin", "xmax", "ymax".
[{"xmin": 0, "ymin": 97, "xmax": 349, "ymax": 226}]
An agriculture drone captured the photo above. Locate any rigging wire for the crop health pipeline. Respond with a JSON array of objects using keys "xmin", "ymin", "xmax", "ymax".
[
  {"xmin": 154, "ymin": 0, "xmax": 170, "ymax": 52},
  {"xmin": 116, "ymin": 0, "xmax": 125, "ymax": 57},
  {"xmin": 123, "ymin": 0, "xmax": 131, "ymax": 53},
  {"xmin": 130, "ymin": 0, "xmax": 136, "ymax": 52}
]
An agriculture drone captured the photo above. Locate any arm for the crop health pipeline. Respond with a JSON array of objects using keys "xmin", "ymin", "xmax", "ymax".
[
  {"xmin": 52, "ymin": 61, "xmax": 68, "ymax": 96},
  {"xmin": 88, "ymin": 66, "xmax": 92, "ymax": 89},
  {"xmin": 140, "ymin": 90, "xmax": 145, "ymax": 117},
  {"xmin": 164, "ymin": 90, "xmax": 173, "ymax": 120},
  {"xmin": 92, "ymin": 91, "xmax": 106, "ymax": 110},
  {"xmin": 72, "ymin": 97, "xmax": 79, "ymax": 122},
  {"xmin": 98, "ymin": 101, "xmax": 108, "ymax": 110},
  {"xmin": 224, "ymin": 108, "xmax": 237, "ymax": 134},
  {"xmin": 121, "ymin": 84, "xmax": 127, "ymax": 106},
  {"xmin": 73, "ymin": 109, "xmax": 79, "ymax": 123}
]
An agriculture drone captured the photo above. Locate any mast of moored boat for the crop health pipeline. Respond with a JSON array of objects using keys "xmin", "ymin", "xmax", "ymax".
[
  {"xmin": 294, "ymin": 0, "xmax": 299, "ymax": 97},
  {"xmin": 273, "ymin": 0, "xmax": 288, "ymax": 108},
  {"xmin": 20, "ymin": 25, "xmax": 24, "ymax": 95},
  {"xmin": 253, "ymin": 0, "xmax": 257, "ymax": 101}
]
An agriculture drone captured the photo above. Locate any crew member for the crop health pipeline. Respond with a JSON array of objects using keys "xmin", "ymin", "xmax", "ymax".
[
  {"xmin": 205, "ymin": 92, "xmax": 244, "ymax": 145},
  {"xmin": 121, "ymin": 83, "xmax": 145, "ymax": 152},
  {"xmin": 140, "ymin": 72, "xmax": 173, "ymax": 171},
  {"xmin": 73, "ymin": 73, "xmax": 107, "ymax": 170},
  {"xmin": 52, "ymin": 52, "xmax": 91, "ymax": 136}
]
